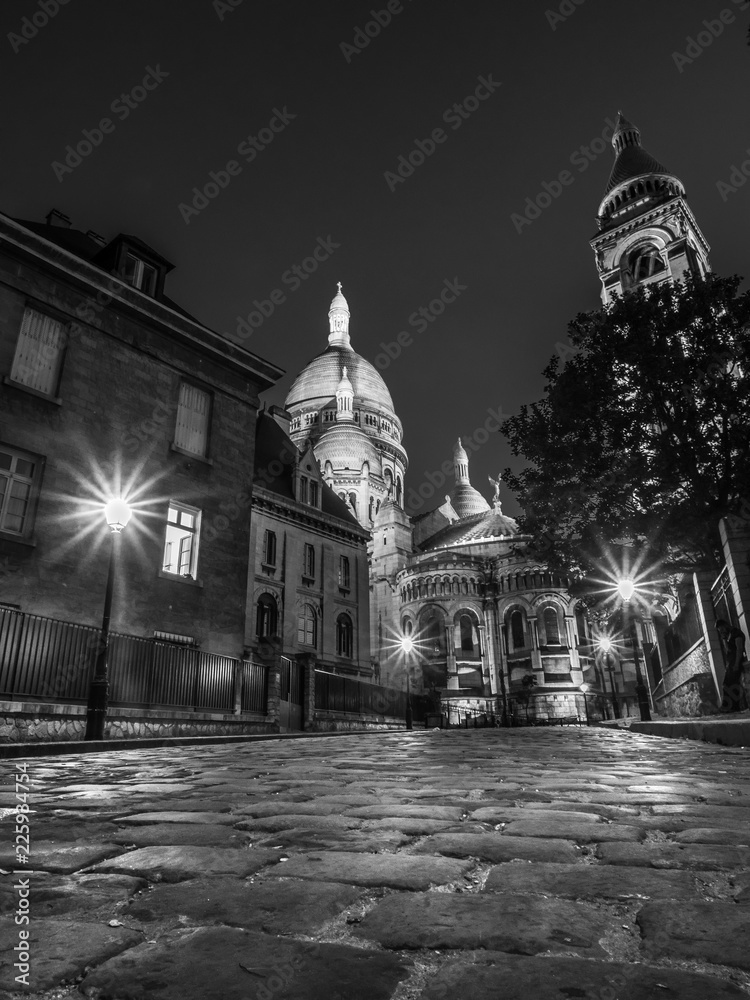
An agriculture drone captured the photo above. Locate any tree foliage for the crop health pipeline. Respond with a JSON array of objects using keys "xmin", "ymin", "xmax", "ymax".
[{"xmin": 502, "ymin": 273, "xmax": 750, "ymax": 576}]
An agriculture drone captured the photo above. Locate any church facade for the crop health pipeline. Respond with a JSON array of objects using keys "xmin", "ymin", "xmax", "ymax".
[{"xmin": 280, "ymin": 112, "xmax": 714, "ymax": 723}]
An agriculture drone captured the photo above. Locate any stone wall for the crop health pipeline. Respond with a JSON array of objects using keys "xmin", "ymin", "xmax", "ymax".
[
  {"xmin": 0, "ymin": 702, "xmax": 275, "ymax": 743},
  {"xmin": 308, "ymin": 711, "xmax": 405, "ymax": 732},
  {"xmin": 655, "ymin": 639, "xmax": 719, "ymax": 717}
]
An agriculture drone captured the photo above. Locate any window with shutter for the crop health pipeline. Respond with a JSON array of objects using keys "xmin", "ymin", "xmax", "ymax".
[
  {"xmin": 0, "ymin": 447, "xmax": 40, "ymax": 537},
  {"xmin": 162, "ymin": 502, "xmax": 201, "ymax": 579},
  {"xmin": 10, "ymin": 308, "xmax": 66, "ymax": 397},
  {"xmin": 174, "ymin": 383, "xmax": 210, "ymax": 457},
  {"xmin": 298, "ymin": 604, "xmax": 317, "ymax": 647}
]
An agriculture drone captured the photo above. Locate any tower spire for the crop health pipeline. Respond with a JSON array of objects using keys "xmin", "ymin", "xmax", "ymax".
[
  {"xmin": 328, "ymin": 283, "xmax": 351, "ymax": 347},
  {"xmin": 612, "ymin": 112, "xmax": 641, "ymax": 154},
  {"xmin": 453, "ymin": 438, "xmax": 469, "ymax": 484}
]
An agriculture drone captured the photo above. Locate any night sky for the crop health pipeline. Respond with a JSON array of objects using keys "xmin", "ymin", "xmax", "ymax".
[{"xmin": 3, "ymin": 0, "xmax": 748, "ymax": 518}]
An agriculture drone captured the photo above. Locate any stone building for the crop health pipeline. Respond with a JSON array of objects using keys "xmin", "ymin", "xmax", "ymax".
[
  {"xmin": 0, "ymin": 208, "xmax": 282, "ymax": 736},
  {"xmin": 247, "ymin": 408, "xmax": 372, "ymax": 676}
]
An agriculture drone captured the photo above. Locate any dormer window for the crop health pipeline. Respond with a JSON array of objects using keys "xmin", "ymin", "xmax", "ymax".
[{"xmin": 122, "ymin": 253, "xmax": 159, "ymax": 295}]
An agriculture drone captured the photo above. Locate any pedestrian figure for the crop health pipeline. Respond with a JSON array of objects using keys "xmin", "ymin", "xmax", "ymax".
[{"xmin": 716, "ymin": 619, "xmax": 748, "ymax": 713}]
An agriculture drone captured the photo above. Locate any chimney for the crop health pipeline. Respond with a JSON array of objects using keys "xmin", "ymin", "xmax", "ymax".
[
  {"xmin": 45, "ymin": 209, "xmax": 72, "ymax": 229},
  {"xmin": 86, "ymin": 230, "xmax": 106, "ymax": 247}
]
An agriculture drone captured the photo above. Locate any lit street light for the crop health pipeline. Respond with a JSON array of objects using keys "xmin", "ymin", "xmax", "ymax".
[
  {"xmin": 85, "ymin": 497, "xmax": 132, "ymax": 740},
  {"xmin": 616, "ymin": 577, "xmax": 651, "ymax": 721},
  {"xmin": 398, "ymin": 635, "xmax": 414, "ymax": 730}
]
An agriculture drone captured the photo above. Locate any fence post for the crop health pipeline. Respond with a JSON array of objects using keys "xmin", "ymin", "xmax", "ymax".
[
  {"xmin": 257, "ymin": 637, "xmax": 281, "ymax": 729},
  {"xmin": 233, "ymin": 660, "xmax": 243, "ymax": 715}
]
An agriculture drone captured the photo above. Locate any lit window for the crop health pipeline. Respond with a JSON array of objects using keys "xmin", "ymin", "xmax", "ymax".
[
  {"xmin": 10, "ymin": 307, "xmax": 66, "ymax": 397},
  {"xmin": 174, "ymin": 382, "xmax": 210, "ymax": 457},
  {"xmin": 263, "ymin": 529, "xmax": 277, "ymax": 566},
  {"xmin": 339, "ymin": 555, "xmax": 350, "ymax": 589},
  {"xmin": 303, "ymin": 543, "xmax": 315, "ymax": 580},
  {"xmin": 162, "ymin": 502, "xmax": 201, "ymax": 578},
  {"xmin": 298, "ymin": 604, "xmax": 317, "ymax": 646},
  {"xmin": 0, "ymin": 447, "xmax": 39, "ymax": 537},
  {"xmin": 256, "ymin": 594, "xmax": 277, "ymax": 638},
  {"xmin": 122, "ymin": 253, "xmax": 158, "ymax": 295},
  {"xmin": 337, "ymin": 613, "xmax": 353, "ymax": 657}
]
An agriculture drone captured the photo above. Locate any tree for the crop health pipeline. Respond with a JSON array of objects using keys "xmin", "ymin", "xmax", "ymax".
[
  {"xmin": 502, "ymin": 274, "xmax": 750, "ymax": 577},
  {"xmin": 517, "ymin": 673, "xmax": 538, "ymax": 722}
]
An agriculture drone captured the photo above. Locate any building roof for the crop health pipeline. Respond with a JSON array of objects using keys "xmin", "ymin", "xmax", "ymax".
[
  {"xmin": 253, "ymin": 410, "xmax": 360, "ymax": 525},
  {"xmin": 604, "ymin": 113, "xmax": 671, "ymax": 194},
  {"xmin": 418, "ymin": 505, "xmax": 519, "ymax": 552}
]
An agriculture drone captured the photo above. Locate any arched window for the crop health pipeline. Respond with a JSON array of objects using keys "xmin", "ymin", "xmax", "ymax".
[
  {"xmin": 459, "ymin": 614, "xmax": 475, "ymax": 653},
  {"xmin": 256, "ymin": 594, "xmax": 277, "ymax": 639},
  {"xmin": 348, "ymin": 492, "xmax": 357, "ymax": 515},
  {"xmin": 630, "ymin": 245, "xmax": 666, "ymax": 283},
  {"xmin": 298, "ymin": 604, "xmax": 317, "ymax": 647},
  {"xmin": 543, "ymin": 606, "xmax": 561, "ymax": 646},
  {"xmin": 384, "ymin": 468, "xmax": 393, "ymax": 497},
  {"xmin": 369, "ymin": 496, "xmax": 375, "ymax": 521},
  {"xmin": 509, "ymin": 609, "xmax": 526, "ymax": 651},
  {"xmin": 402, "ymin": 617, "xmax": 413, "ymax": 636},
  {"xmin": 396, "ymin": 476, "xmax": 403, "ymax": 505},
  {"xmin": 419, "ymin": 608, "xmax": 445, "ymax": 656},
  {"xmin": 337, "ymin": 613, "xmax": 353, "ymax": 657}
]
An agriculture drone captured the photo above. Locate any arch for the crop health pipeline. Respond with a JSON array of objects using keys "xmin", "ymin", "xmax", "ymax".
[
  {"xmin": 298, "ymin": 603, "xmax": 317, "ymax": 648},
  {"xmin": 418, "ymin": 605, "xmax": 446, "ymax": 656},
  {"xmin": 402, "ymin": 617, "xmax": 414, "ymax": 636},
  {"xmin": 506, "ymin": 606, "xmax": 528, "ymax": 653},
  {"xmin": 336, "ymin": 612, "xmax": 354, "ymax": 657},
  {"xmin": 396, "ymin": 475, "xmax": 403, "ymax": 506},
  {"xmin": 384, "ymin": 468, "xmax": 394, "ymax": 497},
  {"xmin": 256, "ymin": 593, "xmax": 278, "ymax": 639},
  {"xmin": 541, "ymin": 605, "xmax": 563, "ymax": 646},
  {"xmin": 369, "ymin": 496, "xmax": 375, "ymax": 521},
  {"xmin": 348, "ymin": 492, "xmax": 358, "ymax": 514}
]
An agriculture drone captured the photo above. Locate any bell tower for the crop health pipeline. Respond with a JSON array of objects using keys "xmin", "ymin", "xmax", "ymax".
[{"xmin": 591, "ymin": 113, "xmax": 710, "ymax": 304}]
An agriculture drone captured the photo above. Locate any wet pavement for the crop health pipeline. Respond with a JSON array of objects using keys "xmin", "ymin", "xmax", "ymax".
[{"xmin": 1, "ymin": 727, "xmax": 749, "ymax": 999}]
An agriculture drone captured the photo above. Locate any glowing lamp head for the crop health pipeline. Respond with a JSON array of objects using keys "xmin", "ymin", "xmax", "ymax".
[
  {"xmin": 617, "ymin": 578, "xmax": 635, "ymax": 601},
  {"xmin": 598, "ymin": 637, "xmax": 613, "ymax": 653},
  {"xmin": 400, "ymin": 635, "xmax": 414, "ymax": 654},
  {"xmin": 104, "ymin": 498, "xmax": 132, "ymax": 533},
  {"xmin": 580, "ymin": 682, "xmax": 590, "ymax": 693}
]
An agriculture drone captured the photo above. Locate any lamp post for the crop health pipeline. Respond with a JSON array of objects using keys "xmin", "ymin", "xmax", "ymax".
[
  {"xmin": 617, "ymin": 578, "xmax": 651, "ymax": 721},
  {"xmin": 580, "ymin": 682, "xmax": 591, "ymax": 725},
  {"xmin": 399, "ymin": 635, "xmax": 414, "ymax": 730},
  {"xmin": 598, "ymin": 637, "xmax": 620, "ymax": 719},
  {"xmin": 85, "ymin": 498, "xmax": 131, "ymax": 740}
]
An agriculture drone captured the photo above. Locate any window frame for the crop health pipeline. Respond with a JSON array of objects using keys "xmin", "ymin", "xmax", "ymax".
[
  {"xmin": 161, "ymin": 501, "xmax": 202, "ymax": 581},
  {"xmin": 122, "ymin": 252, "xmax": 159, "ymax": 296},
  {"xmin": 8, "ymin": 306, "xmax": 68, "ymax": 401},
  {"xmin": 302, "ymin": 543, "xmax": 315, "ymax": 582},
  {"xmin": 172, "ymin": 380, "xmax": 212, "ymax": 459},
  {"xmin": 336, "ymin": 613, "xmax": 354, "ymax": 658},
  {"xmin": 339, "ymin": 554, "xmax": 351, "ymax": 590},
  {"xmin": 298, "ymin": 603, "xmax": 317, "ymax": 648},
  {"xmin": 0, "ymin": 444, "xmax": 44, "ymax": 542},
  {"xmin": 262, "ymin": 529, "xmax": 277, "ymax": 567},
  {"xmin": 256, "ymin": 593, "xmax": 278, "ymax": 639}
]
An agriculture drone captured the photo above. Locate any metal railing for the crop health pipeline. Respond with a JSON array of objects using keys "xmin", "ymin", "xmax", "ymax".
[
  {"xmin": 0, "ymin": 607, "xmax": 268, "ymax": 715},
  {"xmin": 314, "ymin": 670, "xmax": 428, "ymax": 722}
]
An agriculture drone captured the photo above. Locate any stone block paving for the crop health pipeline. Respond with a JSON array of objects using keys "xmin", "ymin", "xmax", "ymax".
[{"xmin": 0, "ymin": 728, "xmax": 749, "ymax": 998}]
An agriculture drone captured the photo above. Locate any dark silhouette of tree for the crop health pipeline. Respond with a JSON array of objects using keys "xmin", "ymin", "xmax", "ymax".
[{"xmin": 502, "ymin": 273, "xmax": 750, "ymax": 578}]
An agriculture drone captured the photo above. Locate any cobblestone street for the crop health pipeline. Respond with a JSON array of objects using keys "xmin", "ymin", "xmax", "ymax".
[{"xmin": 1, "ymin": 728, "xmax": 750, "ymax": 999}]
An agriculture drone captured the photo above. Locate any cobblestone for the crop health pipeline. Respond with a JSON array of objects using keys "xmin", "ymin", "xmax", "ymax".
[{"xmin": 0, "ymin": 727, "xmax": 749, "ymax": 998}]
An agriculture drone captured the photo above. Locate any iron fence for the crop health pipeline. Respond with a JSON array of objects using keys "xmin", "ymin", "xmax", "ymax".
[
  {"xmin": 314, "ymin": 670, "xmax": 428, "ymax": 722},
  {"xmin": 0, "ymin": 607, "xmax": 267, "ymax": 715}
]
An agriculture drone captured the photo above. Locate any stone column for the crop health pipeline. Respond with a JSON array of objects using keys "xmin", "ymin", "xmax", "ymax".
[
  {"xmin": 297, "ymin": 652, "xmax": 316, "ymax": 731},
  {"xmin": 445, "ymin": 624, "xmax": 458, "ymax": 690}
]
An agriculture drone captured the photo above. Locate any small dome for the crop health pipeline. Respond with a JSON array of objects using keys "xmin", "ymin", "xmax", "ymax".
[{"xmin": 450, "ymin": 482, "xmax": 491, "ymax": 519}]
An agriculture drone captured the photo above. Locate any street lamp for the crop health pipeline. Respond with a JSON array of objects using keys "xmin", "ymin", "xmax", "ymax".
[
  {"xmin": 580, "ymin": 682, "xmax": 591, "ymax": 725},
  {"xmin": 597, "ymin": 637, "xmax": 620, "ymax": 719},
  {"xmin": 616, "ymin": 578, "xmax": 651, "ymax": 721},
  {"xmin": 398, "ymin": 635, "xmax": 414, "ymax": 730},
  {"xmin": 85, "ymin": 497, "xmax": 132, "ymax": 740}
]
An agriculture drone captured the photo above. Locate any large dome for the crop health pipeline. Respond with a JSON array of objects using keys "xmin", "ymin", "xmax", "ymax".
[{"xmin": 286, "ymin": 345, "xmax": 395, "ymax": 414}]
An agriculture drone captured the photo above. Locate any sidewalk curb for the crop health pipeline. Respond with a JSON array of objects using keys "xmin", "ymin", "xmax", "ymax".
[
  {"xmin": 596, "ymin": 718, "xmax": 750, "ymax": 748},
  {"xmin": 0, "ymin": 727, "xmax": 416, "ymax": 759}
]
